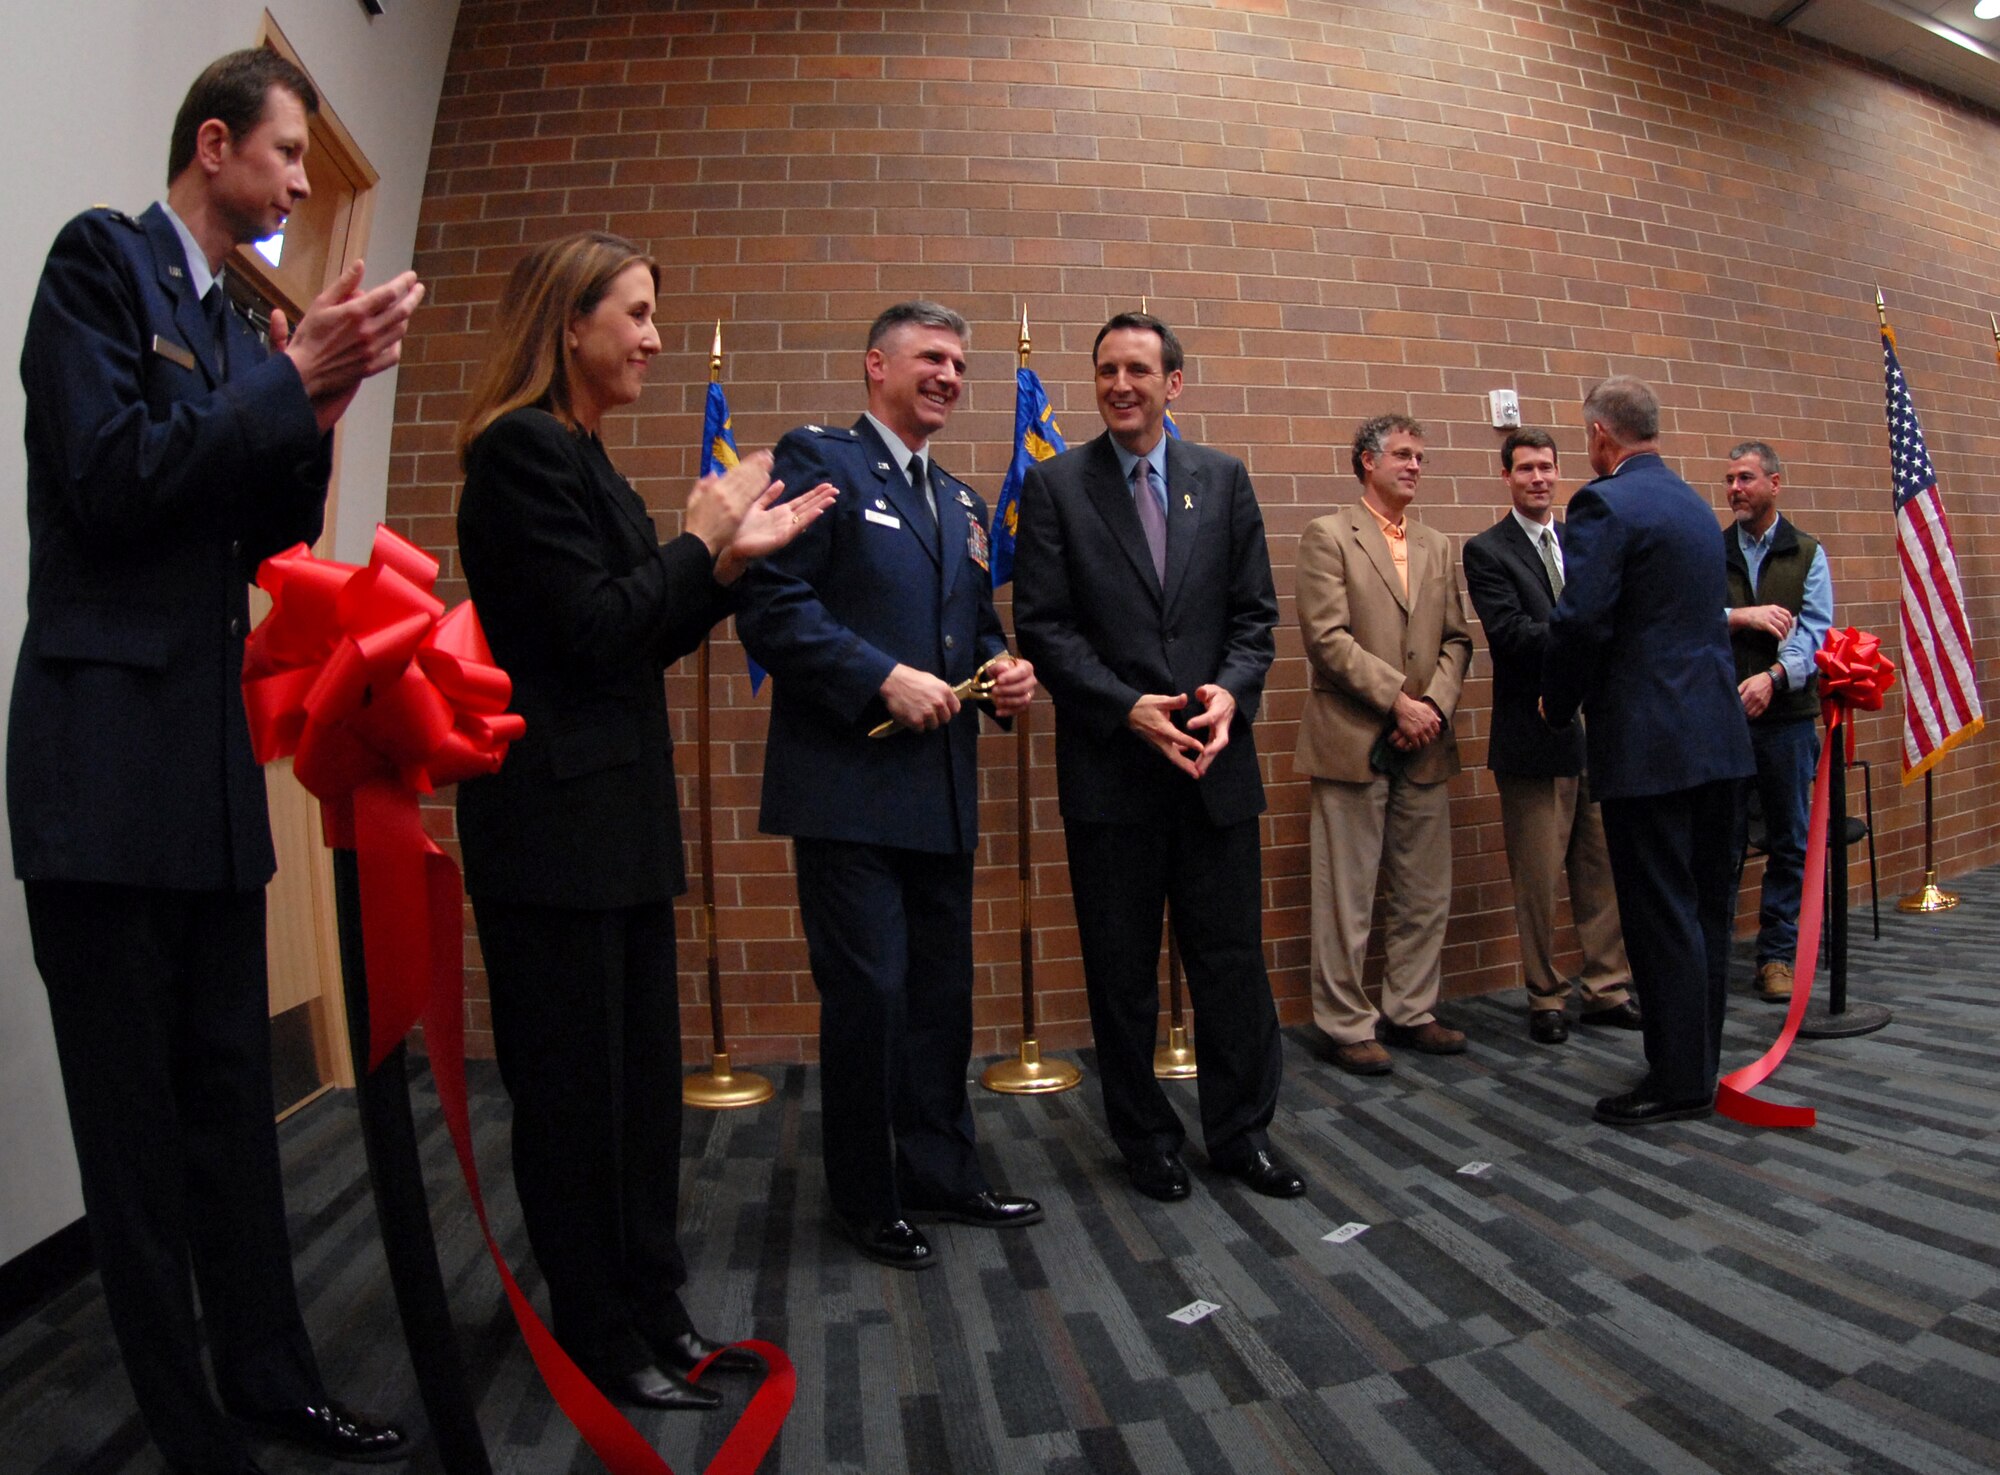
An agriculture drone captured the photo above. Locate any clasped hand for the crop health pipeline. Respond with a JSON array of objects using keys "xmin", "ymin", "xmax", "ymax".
[
  {"xmin": 1387, "ymin": 691, "xmax": 1441, "ymax": 752},
  {"xmin": 1128, "ymin": 684, "xmax": 1236, "ymax": 779}
]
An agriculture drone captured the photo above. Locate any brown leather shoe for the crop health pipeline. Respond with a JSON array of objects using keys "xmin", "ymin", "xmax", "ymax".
[
  {"xmin": 1380, "ymin": 1020, "xmax": 1468, "ymax": 1055},
  {"xmin": 1327, "ymin": 1039, "xmax": 1393, "ymax": 1075},
  {"xmin": 1756, "ymin": 961, "xmax": 1794, "ymax": 1002}
]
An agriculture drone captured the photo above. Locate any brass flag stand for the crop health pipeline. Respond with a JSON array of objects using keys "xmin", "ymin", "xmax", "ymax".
[
  {"xmin": 1897, "ymin": 775, "xmax": 1959, "ymax": 914},
  {"xmin": 983, "ymin": 311, "xmax": 1082, "ymax": 1096},
  {"xmin": 685, "ymin": 325, "xmax": 774, "ymax": 1110},
  {"xmin": 1153, "ymin": 919, "xmax": 1196, "ymax": 1078}
]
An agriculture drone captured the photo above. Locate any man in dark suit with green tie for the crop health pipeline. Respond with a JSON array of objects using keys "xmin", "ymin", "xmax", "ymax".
[{"xmin": 1463, "ymin": 429, "xmax": 1635, "ymax": 1047}]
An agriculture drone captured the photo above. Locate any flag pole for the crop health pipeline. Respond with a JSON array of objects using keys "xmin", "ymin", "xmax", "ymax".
[
  {"xmin": 984, "ymin": 309, "xmax": 1082, "ymax": 1095},
  {"xmin": 1877, "ymin": 292, "xmax": 1962, "ymax": 915},
  {"xmin": 1897, "ymin": 772, "xmax": 1959, "ymax": 913},
  {"xmin": 686, "ymin": 324, "xmax": 775, "ymax": 1110},
  {"xmin": 1153, "ymin": 918, "xmax": 1196, "ymax": 1078}
]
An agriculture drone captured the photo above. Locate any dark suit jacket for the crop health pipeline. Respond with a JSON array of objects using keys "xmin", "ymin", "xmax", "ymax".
[
  {"xmin": 1542, "ymin": 452, "xmax": 1754, "ymax": 800},
  {"xmin": 8, "ymin": 204, "xmax": 328, "ymax": 891},
  {"xmin": 1463, "ymin": 513, "xmax": 1586, "ymax": 778},
  {"xmin": 1013, "ymin": 431, "xmax": 1277, "ymax": 828},
  {"xmin": 736, "ymin": 418, "xmax": 1009, "ymax": 855},
  {"xmin": 455, "ymin": 407, "xmax": 730, "ymax": 909}
]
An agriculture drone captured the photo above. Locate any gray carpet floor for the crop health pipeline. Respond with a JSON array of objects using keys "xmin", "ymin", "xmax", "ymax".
[{"xmin": 6, "ymin": 868, "xmax": 2000, "ymax": 1474}]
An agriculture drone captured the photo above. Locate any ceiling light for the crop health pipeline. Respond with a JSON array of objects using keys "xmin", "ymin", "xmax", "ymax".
[{"xmin": 1975, "ymin": 0, "xmax": 2000, "ymax": 20}]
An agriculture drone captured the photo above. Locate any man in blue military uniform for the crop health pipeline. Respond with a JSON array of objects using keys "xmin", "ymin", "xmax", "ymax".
[
  {"xmin": 1542, "ymin": 377, "xmax": 1755, "ymax": 1127},
  {"xmin": 737, "ymin": 301, "xmax": 1042, "ymax": 1270},
  {"xmin": 10, "ymin": 49, "xmax": 422, "ymax": 1474}
]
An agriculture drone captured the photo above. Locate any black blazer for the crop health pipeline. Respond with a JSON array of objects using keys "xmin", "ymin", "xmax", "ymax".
[
  {"xmin": 1462, "ymin": 514, "xmax": 1586, "ymax": 779},
  {"xmin": 8, "ymin": 204, "xmax": 328, "ymax": 891},
  {"xmin": 455, "ymin": 407, "xmax": 730, "ymax": 909},
  {"xmin": 1014, "ymin": 431, "xmax": 1277, "ymax": 828}
]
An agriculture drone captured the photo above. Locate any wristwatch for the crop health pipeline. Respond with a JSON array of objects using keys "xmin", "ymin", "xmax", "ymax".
[{"xmin": 1768, "ymin": 663, "xmax": 1788, "ymax": 690}]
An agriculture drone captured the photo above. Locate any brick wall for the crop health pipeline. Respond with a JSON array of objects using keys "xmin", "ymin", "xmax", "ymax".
[{"xmin": 389, "ymin": 0, "xmax": 2000, "ymax": 1063}]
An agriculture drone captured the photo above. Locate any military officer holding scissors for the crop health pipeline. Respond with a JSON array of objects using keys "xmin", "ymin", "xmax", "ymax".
[{"xmin": 737, "ymin": 301, "xmax": 1041, "ymax": 1270}]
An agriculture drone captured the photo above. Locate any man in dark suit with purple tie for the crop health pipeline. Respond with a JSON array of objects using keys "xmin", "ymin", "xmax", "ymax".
[
  {"xmin": 1014, "ymin": 313, "xmax": 1300, "ymax": 1204},
  {"xmin": 1541, "ymin": 378, "xmax": 1754, "ymax": 1126}
]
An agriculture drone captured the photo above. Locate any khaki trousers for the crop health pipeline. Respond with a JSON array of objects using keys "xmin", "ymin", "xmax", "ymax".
[
  {"xmin": 1496, "ymin": 771, "xmax": 1630, "ymax": 1009},
  {"xmin": 1308, "ymin": 773, "xmax": 1451, "ymax": 1043}
]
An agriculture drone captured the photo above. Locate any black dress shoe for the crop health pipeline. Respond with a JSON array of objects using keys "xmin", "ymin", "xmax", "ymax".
[
  {"xmin": 233, "ymin": 1402, "xmax": 409, "ymax": 1463},
  {"xmin": 652, "ymin": 1328, "xmax": 765, "ymax": 1377},
  {"xmin": 903, "ymin": 1189, "xmax": 1044, "ymax": 1228},
  {"xmin": 1126, "ymin": 1149, "xmax": 1192, "ymax": 1202},
  {"xmin": 592, "ymin": 1362, "xmax": 723, "ymax": 1411},
  {"xmin": 1579, "ymin": 1000, "xmax": 1643, "ymax": 1030},
  {"xmin": 1592, "ymin": 1088, "xmax": 1714, "ymax": 1126},
  {"xmin": 837, "ymin": 1215, "xmax": 937, "ymax": 1270},
  {"xmin": 1529, "ymin": 1009, "xmax": 1569, "ymax": 1045},
  {"xmin": 1217, "ymin": 1150, "xmax": 1306, "ymax": 1199}
]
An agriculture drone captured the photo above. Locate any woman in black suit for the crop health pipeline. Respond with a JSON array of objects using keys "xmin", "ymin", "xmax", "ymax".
[{"xmin": 453, "ymin": 232, "xmax": 831, "ymax": 1410}]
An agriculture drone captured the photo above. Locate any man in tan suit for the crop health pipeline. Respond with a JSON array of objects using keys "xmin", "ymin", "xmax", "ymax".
[{"xmin": 1295, "ymin": 415, "xmax": 1474, "ymax": 1075}]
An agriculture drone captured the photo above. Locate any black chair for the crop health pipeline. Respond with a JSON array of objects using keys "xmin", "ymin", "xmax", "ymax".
[{"xmin": 1741, "ymin": 758, "xmax": 1879, "ymax": 941}]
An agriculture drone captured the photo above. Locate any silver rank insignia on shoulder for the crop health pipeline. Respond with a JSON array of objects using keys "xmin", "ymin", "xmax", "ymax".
[
  {"xmin": 806, "ymin": 424, "xmax": 824, "ymax": 434},
  {"xmin": 956, "ymin": 488, "xmax": 975, "ymax": 508}
]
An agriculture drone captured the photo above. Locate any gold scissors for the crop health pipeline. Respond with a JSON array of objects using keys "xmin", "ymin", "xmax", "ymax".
[{"xmin": 868, "ymin": 653, "xmax": 1013, "ymax": 738}]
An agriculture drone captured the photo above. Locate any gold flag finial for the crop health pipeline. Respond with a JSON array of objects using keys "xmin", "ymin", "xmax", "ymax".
[
  {"xmin": 1140, "ymin": 297, "xmax": 1148, "ymax": 315},
  {"xmin": 1018, "ymin": 305, "xmax": 1031, "ymax": 368},
  {"xmin": 1990, "ymin": 310, "xmax": 1999, "ymax": 351},
  {"xmin": 709, "ymin": 320, "xmax": 723, "ymax": 384},
  {"xmin": 1875, "ymin": 289, "xmax": 1888, "ymax": 331}
]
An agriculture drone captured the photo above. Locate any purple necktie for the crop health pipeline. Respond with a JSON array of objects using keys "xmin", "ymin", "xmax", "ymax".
[{"xmin": 1133, "ymin": 457, "xmax": 1167, "ymax": 585}]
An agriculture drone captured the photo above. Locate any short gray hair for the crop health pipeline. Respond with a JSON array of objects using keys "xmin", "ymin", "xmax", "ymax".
[
  {"xmin": 1582, "ymin": 376, "xmax": 1659, "ymax": 443},
  {"xmin": 1727, "ymin": 440, "xmax": 1781, "ymax": 477},
  {"xmin": 867, "ymin": 300, "xmax": 968, "ymax": 350}
]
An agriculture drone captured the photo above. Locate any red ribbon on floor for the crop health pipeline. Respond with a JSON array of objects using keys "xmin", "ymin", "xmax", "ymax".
[
  {"xmin": 1715, "ymin": 627, "xmax": 1894, "ymax": 1129},
  {"xmin": 243, "ymin": 528, "xmax": 794, "ymax": 1474}
]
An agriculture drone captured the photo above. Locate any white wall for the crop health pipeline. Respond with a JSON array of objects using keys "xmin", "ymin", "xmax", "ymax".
[{"xmin": 0, "ymin": 0, "xmax": 460, "ymax": 1264}]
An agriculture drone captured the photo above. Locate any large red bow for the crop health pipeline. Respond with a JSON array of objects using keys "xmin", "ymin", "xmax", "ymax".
[
  {"xmin": 1717, "ymin": 628, "xmax": 1895, "ymax": 1129},
  {"xmin": 242, "ymin": 530, "xmax": 793, "ymax": 1474},
  {"xmin": 243, "ymin": 526, "xmax": 523, "ymax": 1066}
]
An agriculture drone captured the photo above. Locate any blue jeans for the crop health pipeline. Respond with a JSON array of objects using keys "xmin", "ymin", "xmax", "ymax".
[{"xmin": 1741, "ymin": 718, "xmax": 1820, "ymax": 965}]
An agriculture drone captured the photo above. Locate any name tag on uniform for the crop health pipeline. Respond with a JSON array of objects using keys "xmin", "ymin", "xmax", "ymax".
[
  {"xmin": 864, "ymin": 508, "xmax": 901, "ymax": 530},
  {"xmin": 150, "ymin": 335, "xmax": 196, "ymax": 371}
]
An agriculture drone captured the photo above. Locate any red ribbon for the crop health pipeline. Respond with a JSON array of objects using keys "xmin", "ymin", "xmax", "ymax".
[
  {"xmin": 1716, "ymin": 627, "xmax": 1895, "ymax": 1129},
  {"xmin": 242, "ymin": 528, "xmax": 793, "ymax": 1474}
]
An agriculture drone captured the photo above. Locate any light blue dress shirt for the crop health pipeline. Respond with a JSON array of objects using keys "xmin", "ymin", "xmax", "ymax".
[{"xmin": 1736, "ymin": 517, "xmax": 1834, "ymax": 690}]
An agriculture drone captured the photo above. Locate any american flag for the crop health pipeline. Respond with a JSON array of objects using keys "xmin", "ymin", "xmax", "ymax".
[{"xmin": 1883, "ymin": 323, "xmax": 1984, "ymax": 778}]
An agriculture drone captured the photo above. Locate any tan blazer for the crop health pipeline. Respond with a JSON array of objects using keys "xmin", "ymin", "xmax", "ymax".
[{"xmin": 1293, "ymin": 501, "xmax": 1473, "ymax": 785}]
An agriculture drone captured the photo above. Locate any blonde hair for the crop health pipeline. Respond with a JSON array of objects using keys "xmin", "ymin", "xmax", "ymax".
[{"xmin": 456, "ymin": 231, "xmax": 660, "ymax": 464}]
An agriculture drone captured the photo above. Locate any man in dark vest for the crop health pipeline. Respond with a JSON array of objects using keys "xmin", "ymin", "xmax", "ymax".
[{"xmin": 1723, "ymin": 441, "xmax": 1833, "ymax": 1004}]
